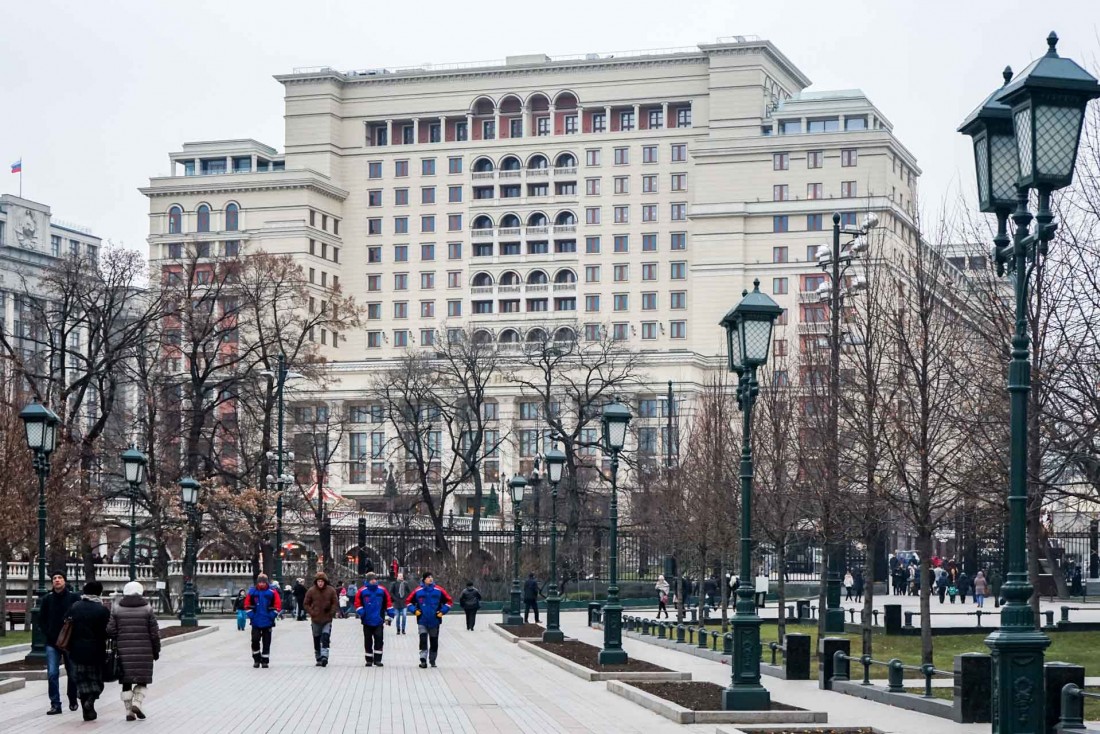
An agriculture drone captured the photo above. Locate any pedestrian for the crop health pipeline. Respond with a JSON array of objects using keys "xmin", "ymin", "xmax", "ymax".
[
  {"xmin": 354, "ymin": 572, "xmax": 395, "ymax": 667},
  {"xmin": 843, "ymin": 570, "xmax": 854, "ymax": 601},
  {"xmin": 853, "ymin": 570, "xmax": 864, "ymax": 603},
  {"xmin": 457, "ymin": 580, "xmax": 482, "ymax": 630},
  {"xmin": 107, "ymin": 581, "xmax": 160, "ymax": 722},
  {"xmin": 522, "ymin": 573, "xmax": 542, "ymax": 624},
  {"xmin": 389, "ymin": 573, "xmax": 410, "ymax": 635},
  {"xmin": 303, "ymin": 572, "xmax": 339, "ymax": 667},
  {"xmin": 281, "ymin": 584, "xmax": 295, "ymax": 620},
  {"xmin": 245, "ymin": 573, "xmax": 282, "ymax": 668},
  {"xmin": 973, "ymin": 570, "xmax": 988, "ymax": 608},
  {"xmin": 67, "ymin": 581, "xmax": 111, "ymax": 721},
  {"xmin": 338, "ymin": 582, "xmax": 349, "ymax": 619},
  {"xmin": 293, "ymin": 578, "xmax": 308, "ymax": 621},
  {"xmin": 958, "ymin": 571, "xmax": 970, "ymax": 604},
  {"xmin": 232, "ymin": 589, "xmax": 247, "ymax": 631},
  {"xmin": 406, "ymin": 571, "xmax": 453, "ymax": 668},
  {"xmin": 655, "ymin": 575, "xmax": 670, "ymax": 619},
  {"xmin": 40, "ymin": 570, "xmax": 79, "ymax": 716},
  {"xmin": 936, "ymin": 568, "xmax": 948, "ymax": 604},
  {"xmin": 703, "ymin": 575, "xmax": 718, "ymax": 609}
]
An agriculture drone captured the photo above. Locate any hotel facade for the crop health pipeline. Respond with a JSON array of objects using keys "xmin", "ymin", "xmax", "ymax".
[{"xmin": 142, "ymin": 37, "xmax": 921, "ymax": 513}]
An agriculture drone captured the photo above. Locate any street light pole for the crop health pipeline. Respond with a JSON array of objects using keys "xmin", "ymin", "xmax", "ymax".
[
  {"xmin": 121, "ymin": 447, "xmax": 148, "ymax": 584},
  {"xmin": 20, "ymin": 402, "xmax": 60, "ymax": 664},
  {"xmin": 263, "ymin": 353, "xmax": 300, "ymax": 588},
  {"xmin": 720, "ymin": 279, "xmax": 782, "ymax": 710},
  {"xmin": 599, "ymin": 400, "xmax": 631, "ymax": 665},
  {"xmin": 958, "ymin": 33, "xmax": 1099, "ymax": 734},
  {"xmin": 506, "ymin": 474, "xmax": 527, "ymax": 625},
  {"xmin": 179, "ymin": 477, "xmax": 200, "ymax": 627},
  {"xmin": 543, "ymin": 447, "xmax": 566, "ymax": 643}
]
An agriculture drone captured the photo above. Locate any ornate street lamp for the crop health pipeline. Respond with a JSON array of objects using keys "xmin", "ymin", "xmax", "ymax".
[
  {"xmin": 719, "ymin": 279, "xmax": 782, "ymax": 710},
  {"xmin": 179, "ymin": 477, "xmax": 201, "ymax": 627},
  {"xmin": 599, "ymin": 399, "xmax": 631, "ymax": 665},
  {"xmin": 20, "ymin": 402, "xmax": 59, "ymax": 663},
  {"xmin": 505, "ymin": 473, "xmax": 527, "ymax": 625},
  {"xmin": 121, "ymin": 446, "xmax": 148, "ymax": 582},
  {"xmin": 260, "ymin": 353, "xmax": 303, "ymax": 587},
  {"xmin": 959, "ymin": 32, "xmax": 1099, "ymax": 734},
  {"xmin": 543, "ymin": 446, "xmax": 566, "ymax": 643}
]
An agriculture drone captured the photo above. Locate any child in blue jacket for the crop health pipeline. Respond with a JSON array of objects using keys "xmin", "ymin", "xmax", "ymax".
[
  {"xmin": 354, "ymin": 573, "xmax": 395, "ymax": 666},
  {"xmin": 245, "ymin": 574, "xmax": 282, "ymax": 668}
]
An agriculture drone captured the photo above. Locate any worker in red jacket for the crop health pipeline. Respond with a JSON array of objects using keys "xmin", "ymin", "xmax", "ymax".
[
  {"xmin": 244, "ymin": 574, "xmax": 282, "ymax": 668},
  {"xmin": 406, "ymin": 571, "xmax": 453, "ymax": 668},
  {"xmin": 354, "ymin": 573, "xmax": 395, "ymax": 667}
]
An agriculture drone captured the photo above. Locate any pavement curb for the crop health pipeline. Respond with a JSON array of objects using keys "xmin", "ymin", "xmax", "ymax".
[
  {"xmin": 0, "ymin": 677, "xmax": 26, "ymax": 695},
  {"xmin": 490, "ymin": 624, "xmax": 542, "ymax": 644},
  {"xmin": 161, "ymin": 624, "xmax": 218, "ymax": 648},
  {"xmin": 516, "ymin": 640, "xmax": 691, "ymax": 682},
  {"xmin": 605, "ymin": 679, "xmax": 828, "ymax": 725}
]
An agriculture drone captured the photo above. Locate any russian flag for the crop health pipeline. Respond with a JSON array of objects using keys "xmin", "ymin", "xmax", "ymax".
[{"xmin": 10, "ymin": 160, "xmax": 21, "ymax": 174}]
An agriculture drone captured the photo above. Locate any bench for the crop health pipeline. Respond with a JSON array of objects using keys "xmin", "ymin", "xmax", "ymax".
[{"xmin": 6, "ymin": 610, "xmax": 27, "ymax": 630}]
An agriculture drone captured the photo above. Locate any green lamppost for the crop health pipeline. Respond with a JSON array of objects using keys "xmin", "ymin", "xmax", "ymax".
[
  {"xmin": 599, "ymin": 399, "xmax": 631, "ymax": 665},
  {"xmin": 179, "ymin": 477, "xmax": 201, "ymax": 627},
  {"xmin": 719, "ymin": 279, "xmax": 782, "ymax": 711},
  {"xmin": 959, "ymin": 32, "xmax": 1099, "ymax": 734},
  {"xmin": 261, "ymin": 353, "xmax": 302, "ymax": 587},
  {"xmin": 121, "ymin": 446, "xmax": 148, "ymax": 582},
  {"xmin": 543, "ymin": 446, "xmax": 566, "ymax": 643},
  {"xmin": 20, "ymin": 402, "xmax": 60, "ymax": 664},
  {"xmin": 505, "ymin": 473, "xmax": 527, "ymax": 625}
]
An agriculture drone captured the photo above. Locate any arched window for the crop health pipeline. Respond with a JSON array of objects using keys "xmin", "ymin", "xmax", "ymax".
[
  {"xmin": 225, "ymin": 203, "xmax": 239, "ymax": 232},
  {"xmin": 554, "ymin": 327, "xmax": 576, "ymax": 343},
  {"xmin": 527, "ymin": 212, "xmax": 548, "ymax": 227},
  {"xmin": 555, "ymin": 152, "xmax": 577, "ymax": 168},
  {"xmin": 500, "ymin": 156, "xmax": 521, "ymax": 171},
  {"xmin": 196, "ymin": 204, "xmax": 211, "ymax": 233},
  {"xmin": 500, "ymin": 214, "xmax": 521, "ymax": 229},
  {"xmin": 499, "ymin": 271, "xmax": 520, "ymax": 286},
  {"xmin": 526, "ymin": 270, "xmax": 548, "ymax": 285},
  {"xmin": 527, "ymin": 154, "xmax": 549, "ymax": 170},
  {"xmin": 499, "ymin": 329, "xmax": 520, "ymax": 344},
  {"xmin": 472, "ymin": 272, "xmax": 494, "ymax": 287},
  {"xmin": 168, "ymin": 206, "xmax": 183, "ymax": 234},
  {"xmin": 472, "ymin": 215, "xmax": 494, "ymax": 230},
  {"xmin": 554, "ymin": 269, "xmax": 577, "ymax": 284},
  {"xmin": 526, "ymin": 328, "xmax": 547, "ymax": 343},
  {"xmin": 473, "ymin": 157, "xmax": 495, "ymax": 173},
  {"xmin": 554, "ymin": 211, "xmax": 577, "ymax": 226},
  {"xmin": 473, "ymin": 330, "xmax": 493, "ymax": 344}
]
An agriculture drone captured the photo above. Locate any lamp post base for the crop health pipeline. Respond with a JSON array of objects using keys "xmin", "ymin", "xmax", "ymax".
[
  {"xmin": 824, "ymin": 608, "xmax": 846, "ymax": 634},
  {"xmin": 24, "ymin": 605, "xmax": 46, "ymax": 664},
  {"xmin": 726, "ymin": 608, "xmax": 770, "ymax": 710},
  {"xmin": 986, "ymin": 626, "xmax": 1050, "ymax": 733},
  {"xmin": 722, "ymin": 685, "xmax": 771, "ymax": 711},
  {"xmin": 543, "ymin": 595, "xmax": 564, "ymax": 643},
  {"xmin": 599, "ymin": 602, "xmax": 627, "ymax": 664},
  {"xmin": 505, "ymin": 587, "xmax": 523, "ymax": 626},
  {"xmin": 180, "ymin": 587, "xmax": 199, "ymax": 628}
]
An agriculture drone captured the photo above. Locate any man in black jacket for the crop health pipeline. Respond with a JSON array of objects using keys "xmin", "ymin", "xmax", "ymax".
[
  {"xmin": 293, "ymin": 579, "xmax": 308, "ymax": 621},
  {"xmin": 40, "ymin": 570, "xmax": 79, "ymax": 716},
  {"xmin": 522, "ymin": 573, "xmax": 541, "ymax": 624}
]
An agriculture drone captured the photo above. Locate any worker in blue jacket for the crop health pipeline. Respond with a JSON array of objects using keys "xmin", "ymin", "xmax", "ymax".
[
  {"xmin": 405, "ymin": 571, "xmax": 453, "ymax": 668},
  {"xmin": 354, "ymin": 573, "xmax": 395, "ymax": 667}
]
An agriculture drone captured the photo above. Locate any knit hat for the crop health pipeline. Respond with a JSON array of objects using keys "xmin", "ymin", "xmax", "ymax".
[
  {"xmin": 123, "ymin": 581, "xmax": 144, "ymax": 597},
  {"xmin": 421, "ymin": 571, "xmax": 433, "ymax": 582},
  {"xmin": 51, "ymin": 569, "xmax": 67, "ymax": 580}
]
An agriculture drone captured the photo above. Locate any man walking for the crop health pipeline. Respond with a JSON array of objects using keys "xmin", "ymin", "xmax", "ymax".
[
  {"xmin": 389, "ymin": 573, "xmax": 410, "ymax": 635},
  {"xmin": 303, "ymin": 572, "xmax": 338, "ymax": 667},
  {"xmin": 522, "ymin": 573, "xmax": 541, "ymax": 624},
  {"xmin": 40, "ymin": 570, "xmax": 79, "ymax": 716},
  {"xmin": 292, "ymin": 578, "xmax": 308, "ymax": 621},
  {"xmin": 244, "ymin": 574, "xmax": 281, "ymax": 668},
  {"xmin": 354, "ymin": 573, "xmax": 394, "ymax": 667},
  {"xmin": 458, "ymin": 580, "xmax": 482, "ymax": 630},
  {"xmin": 406, "ymin": 572, "xmax": 452, "ymax": 668}
]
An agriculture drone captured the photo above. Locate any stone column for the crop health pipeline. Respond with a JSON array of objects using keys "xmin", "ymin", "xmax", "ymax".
[
  {"xmin": 662, "ymin": 102, "xmax": 669, "ymax": 129},
  {"xmin": 604, "ymin": 105, "xmax": 611, "ymax": 132},
  {"xmin": 386, "ymin": 119, "xmax": 393, "ymax": 146},
  {"xmin": 548, "ymin": 105, "xmax": 556, "ymax": 135},
  {"xmin": 521, "ymin": 105, "xmax": 529, "ymax": 138},
  {"xmin": 413, "ymin": 118, "xmax": 420, "ymax": 144},
  {"xmin": 466, "ymin": 114, "xmax": 473, "ymax": 140},
  {"xmin": 633, "ymin": 103, "xmax": 640, "ymax": 129},
  {"xmin": 439, "ymin": 115, "xmax": 446, "ymax": 142}
]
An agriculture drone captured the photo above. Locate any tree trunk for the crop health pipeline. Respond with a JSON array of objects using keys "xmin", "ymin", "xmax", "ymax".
[
  {"xmin": 470, "ymin": 472, "xmax": 483, "ymax": 555},
  {"xmin": 917, "ymin": 530, "xmax": 934, "ymax": 665},
  {"xmin": 155, "ymin": 538, "xmax": 173, "ymax": 615},
  {"xmin": 861, "ymin": 531, "xmax": 876, "ymax": 657},
  {"xmin": 776, "ymin": 541, "xmax": 787, "ymax": 643}
]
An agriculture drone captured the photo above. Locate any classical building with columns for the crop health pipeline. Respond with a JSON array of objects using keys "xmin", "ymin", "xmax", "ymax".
[{"xmin": 142, "ymin": 36, "xmax": 922, "ymax": 516}]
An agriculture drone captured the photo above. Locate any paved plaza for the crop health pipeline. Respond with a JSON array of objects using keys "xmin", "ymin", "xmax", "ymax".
[{"xmin": 0, "ymin": 610, "xmax": 1011, "ymax": 733}]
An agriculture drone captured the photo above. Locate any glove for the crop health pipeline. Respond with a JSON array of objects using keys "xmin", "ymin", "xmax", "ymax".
[
  {"xmin": 436, "ymin": 611, "xmax": 443, "ymax": 619},
  {"xmin": 385, "ymin": 618, "xmax": 392, "ymax": 626},
  {"xmin": 414, "ymin": 609, "xmax": 422, "ymax": 617}
]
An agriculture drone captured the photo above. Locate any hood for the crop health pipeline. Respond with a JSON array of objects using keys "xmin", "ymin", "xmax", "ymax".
[
  {"xmin": 314, "ymin": 572, "xmax": 329, "ymax": 586},
  {"xmin": 119, "ymin": 594, "xmax": 148, "ymax": 609}
]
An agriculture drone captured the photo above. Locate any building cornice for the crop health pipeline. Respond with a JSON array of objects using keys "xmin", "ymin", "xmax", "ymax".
[{"xmin": 139, "ymin": 171, "xmax": 349, "ymax": 202}]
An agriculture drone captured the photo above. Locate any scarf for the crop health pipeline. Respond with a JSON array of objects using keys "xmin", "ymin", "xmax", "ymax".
[{"xmin": 82, "ymin": 594, "xmax": 103, "ymax": 604}]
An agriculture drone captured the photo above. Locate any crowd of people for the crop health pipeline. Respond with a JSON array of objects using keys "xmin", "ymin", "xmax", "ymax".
[{"xmin": 888, "ymin": 553, "xmax": 1000, "ymax": 606}]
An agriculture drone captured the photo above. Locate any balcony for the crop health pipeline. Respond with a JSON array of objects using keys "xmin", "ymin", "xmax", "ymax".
[
  {"xmin": 472, "ymin": 171, "xmax": 495, "ymax": 181},
  {"xmin": 499, "ymin": 227, "xmax": 522, "ymax": 237},
  {"xmin": 471, "ymin": 286, "xmax": 494, "ymax": 295},
  {"xmin": 526, "ymin": 225, "xmax": 548, "ymax": 236},
  {"xmin": 499, "ymin": 170, "xmax": 522, "ymax": 180},
  {"xmin": 553, "ymin": 166, "xmax": 577, "ymax": 178},
  {"xmin": 797, "ymin": 322, "xmax": 829, "ymax": 334},
  {"xmin": 553, "ymin": 282, "xmax": 577, "ymax": 292},
  {"xmin": 553, "ymin": 224, "xmax": 577, "ymax": 235},
  {"xmin": 799, "ymin": 291, "xmax": 824, "ymax": 303},
  {"xmin": 472, "ymin": 228, "xmax": 494, "ymax": 239}
]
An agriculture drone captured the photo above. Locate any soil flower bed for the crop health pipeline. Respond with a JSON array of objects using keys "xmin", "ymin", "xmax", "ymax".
[
  {"xmin": 531, "ymin": 639, "xmax": 670, "ymax": 672},
  {"xmin": 744, "ymin": 730, "xmax": 876, "ymax": 734},
  {"xmin": 0, "ymin": 625, "xmax": 207, "ymax": 671},
  {"xmin": 496, "ymin": 623, "xmax": 545, "ymax": 637},
  {"xmin": 631, "ymin": 681, "xmax": 802, "ymax": 712}
]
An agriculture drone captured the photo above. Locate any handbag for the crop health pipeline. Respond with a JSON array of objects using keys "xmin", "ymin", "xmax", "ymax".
[
  {"xmin": 55, "ymin": 617, "xmax": 73, "ymax": 652},
  {"xmin": 103, "ymin": 641, "xmax": 121, "ymax": 683}
]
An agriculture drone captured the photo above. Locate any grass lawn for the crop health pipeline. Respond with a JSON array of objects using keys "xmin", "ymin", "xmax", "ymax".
[{"xmin": 0, "ymin": 630, "xmax": 32, "ymax": 648}]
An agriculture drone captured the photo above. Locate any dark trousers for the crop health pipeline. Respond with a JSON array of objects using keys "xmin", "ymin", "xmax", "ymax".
[
  {"xmin": 362, "ymin": 624, "xmax": 385, "ymax": 664},
  {"xmin": 657, "ymin": 600, "xmax": 668, "ymax": 618},
  {"xmin": 418, "ymin": 624, "xmax": 440, "ymax": 663},
  {"xmin": 311, "ymin": 621, "xmax": 332, "ymax": 661},
  {"xmin": 523, "ymin": 599, "xmax": 540, "ymax": 623},
  {"xmin": 464, "ymin": 608, "xmax": 478, "ymax": 630},
  {"xmin": 251, "ymin": 626, "xmax": 272, "ymax": 663}
]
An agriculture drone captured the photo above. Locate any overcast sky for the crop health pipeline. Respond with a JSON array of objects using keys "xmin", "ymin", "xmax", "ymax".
[{"xmin": 2, "ymin": 0, "xmax": 1098, "ymax": 252}]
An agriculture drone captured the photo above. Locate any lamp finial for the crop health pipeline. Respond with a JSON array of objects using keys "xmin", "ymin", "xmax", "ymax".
[
  {"xmin": 1002, "ymin": 66, "xmax": 1013, "ymax": 86},
  {"xmin": 1046, "ymin": 31, "xmax": 1059, "ymax": 57}
]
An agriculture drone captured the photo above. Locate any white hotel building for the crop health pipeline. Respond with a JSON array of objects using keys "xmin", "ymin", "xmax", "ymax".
[{"xmin": 142, "ymin": 36, "xmax": 921, "ymax": 512}]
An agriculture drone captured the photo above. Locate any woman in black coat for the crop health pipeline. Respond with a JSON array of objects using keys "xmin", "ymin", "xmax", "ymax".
[
  {"xmin": 67, "ymin": 581, "xmax": 111, "ymax": 721},
  {"xmin": 108, "ymin": 581, "xmax": 160, "ymax": 721}
]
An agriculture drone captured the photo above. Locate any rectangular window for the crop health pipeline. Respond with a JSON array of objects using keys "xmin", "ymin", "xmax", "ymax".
[
  {"xmin": 367, "ymin": 277, "xmax": 382, "ymax": 293},
  {"xmin": 402, "ymin": 125, "xmax": 414, "ymax": 144},
  {"xmin": 586, "ymin": 149, "xmax": 601, "ymax": 167},
  {"xmin": 642, "ymin": 145, "xmax": 658, "ymax": 163},
  {"xmin": 420, "ymin": 243, "xmax": 435, "ymax": 261},
  {"xmin": 555, "ymin": 297, "xmax": 576, "ymax": 311},
  {"xmin": 447, "ymin": 242, "xmax": 462, "ymax": 260},
  {"xmin": 395, "ymin": 188, "xmax": 409, "ymax": 206},
  {"xmin": 564, "ymin": 115, "xmax": 578, "ymax": 134},
  {"xmin": 420, "ymin": 329, "xmax": 435, "ymax": 346},
  {"xmin": 807, "ymin": 118, "xmax": 839, "ymax": 133},
  {"xmin": 447, "ymin": 300, "xmax": 461, "ymax": 317},
  {"xmin": 429, "ymin": 123, "xmax": 441, "ymax": 142},
  {"xmin": 670, "ymin": 261, "xmax": 686, "ymax": 280},
  {"xmin": 613, "ymin": 206, "xmax": 629, "ymax": 224},
  {"xmin": 394, "ymin": 273, "xmax": 408, "ymax": 290},
  {"xmin": 807, "ymin": 213, "xmax": 824, "ymax": 231},
  {"xmin": 420, "ymin": 300, "xmax": 435, "ymax": 318},
  {"xmin": 806, "ymin": 245, "xmax": 821, "ymax": 261},
  {"xmin": 394, "ymin": 244, "xmax": 408, "ymax": 262},
  {"xmin": 421, "ymin": 215, "xmax": 435, "ymax": 233},
  {"xmin": 845, "ymin": 116, "xmax": 867, "ymax": 131},
  {"xmin": 536, "ymin": 117, "xmax": 549, "ymax": 136},
  {"xmin": 367, "ymin": 331, "xmax": 382, "ymax": 348},
  {"xmin": 642, "ymin": 174, "xmax": 658, "ymax": 193},
  {"xmin": 648, "ymin": 109, "xmax": 663, "ymax": 129},
  {"xmin": 613, "ymin": 264, "xmax": 629, "ymax": 282},
  {"xmin": 393, "ymin": 330, "xmax": 408, "ymax": 347},
  {"xmin": 676, "ymin": 107, "xmax": 691, "ymax": 127},
  {"xmin": 614, "ymin": 147, "xmax": 629, "ymax": 165},
  {"xmin": 368, "ymin": 161, "xmax": 382, "ymax": 178},
  {"xmin": 456, "ymin": 122, "xmax": 468, "ymax": 141},
  {"xmin": 368, "ymin": 246, "xmax": 382, "ymax": 263},
  {"xmin": 368, "ymin": 189, "xmax": 383, "ymax": 206},
  {"xmin": 501, "ymin": 242, "xmax": 520, "ymax": 255},
  {"xmin": 392, "ymin": 217, "xmax": 407, "ymax": 234},
  {"xmin": 670, "ymin": 321, "xmax": 686, "ymax": 339},
  {"xmin": 447, "ymin": 271, "xmax": 461, "ymax": 288},
  {"xmin": 773, "ymin": 215, "xmax": 789, "ymax": 233},
  {"xmin": 473, "ymin": 300, "xmax": 493, "ymax": 314},
  {"xmin": 448, "ymin": 214, "xmax": 462, "ymax": 231},
  {"xmin": 446, "ymin": 186, "xmax": 462, "ymax": 204},
  {"xmin": 670, "ymin": 291, "xmax": 686, "ymax": 310},
  {"xmin": 841, "ymin": 149, "xmax": 858, "ymax": 167},
  {"xmin": 499, "ymin": 299, "xmax": 520, "ymax": 313},
  {"xmin": 779, "ymin": 119, "xmax": 802, "ymax": 134},
  {"xmin": 510, "ymin": 118, "xmax": 523, "ymax": 138},
  {"xmin": 619, "ymin": 110, "xmax": 635, "ymax": 130},
  {"xmin": 527, "ymin": 241, "xmax": 548, "ymax": 255},
  {"xmin": 586, "ymin": 178, "xmax": 601, "ymax": 195},
  {"xmin": 642, "ymin": 233, "xmax": 657, "ymax": 252},
  {"xmin": 613, "ymin": 235, "xmax": 629, "ymax": 253},
  {"xmin": 448, "ymin": 157, "xmax": 462, "ymax": 174},
  {"xmin": 671, "ymin": 143, "xmax": 687, "ymax": 162},
  {"xmin": 592, "ymin": 112, "xmax": 606, "ymax": 132},
  {"xmin": 641, "ymin": 292, "xmax": 658, "ymax": 310},
  {"xmin": 614, "ymin": 176, "xmax": 629, "ymax": 194},
  {"xmin": 641, "ymin": 322, "xmax": 658, "ymax": 340},
  {"xmin": 773, "ymin": 246, "xmax": 788, "ymax": 263},
  {"xmin": 585, "ymin": 265, "xmax": 600, "ymax": 283},
  {"xmin": 841, "ymin": 212, "xmax": 858, "ymax": 227},
  {"xmin": 422, "ymin": 159, "xmax": 436, "ymax": 176},
  {"xmin": 841, "ymin": 181, "xmax": 857, "ymax": 197},
  {"xmin": 394, "ymin": 302, "xmax": 408, "ymax": 319},
  {"xmin": 367, "ymin": 218, "xmax": 383, "ymax": 235},
  {"xmin": 585, "ymin": 236, "xmax": 600, "ymax": 254},
  {"xmin": 670, "ymin": 232, "xmax": 687, "ymax": 251},
  {"xmin": 670, "ymin": 203, "xmax": 686, "ymax": 221},
  {"xmin": 482, "ymin": 120, "xmax": 495, "ymax": 140},
  {"xmin": 526, "ymin": 298, "xmax": 548, "ymax": 312},
  {"xmin": 420, "ymin": 187, "xmax": 435, "ymax": 205},
  {"xmin": 773, "ymin": 277, "xmax": 788, "ymax": 295},
  {"xmin": 395, "ymin": 160, "xmax": 408, "ymax": 177},
  {"xmin": 807, "ymin": 183, "xmax": 823, "ymax": 200},
  {"xmin": 584, "ymin": 324, "xmax": 601, "ymax": 341},
  {"xmin": 641, "ymin": 204, "xmax": 658, "ymax": 222},
  {"xmin": 555, "ymin": 239, "xmax": 576, "ymax": 254},
  {"xmin": 773, "ymin": 184, "xmax": 789, "ymax": 202},
  {"xmin": 774, "ymin": 339, "xmax": 787, "ymax": 357},
  {"xmin": 473, "ymin": 242, "xmax": 493, "ymax": 257},
  {"xmin": 420, "ymin": 272, "xmax": 435, "ymax": 289},
  {"xmin": 612, "ymin": 323, "xmax": 629, "ymax": 341},
  {"xmin": 642, "ymin": 263, "xmax": 658, "ymax": 281},
  {"xmin": 585, "ymin": 294, "xmax": 600, "ymax": 312},
  {"xmin": 670, "ymin": 173, "xmax": 686, "ymax": 192},
  {"xmin": 585, "ymin": 207, "xmax": 601, "ymax": 225},
  {"xmin": 807, "ymin": 150, "xmax": 823, "ymax": 169},
  {"xmin": 773, "ymin": 152, "xmax": 790, "ymax": 170}
]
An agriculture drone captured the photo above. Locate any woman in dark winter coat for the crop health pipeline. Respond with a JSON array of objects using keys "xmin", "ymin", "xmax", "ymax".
[
  {"xmin": 107, "ymin": 581, "xmax": 161, "ymax": 721},
  {"xmin": 68, "ymin": 581, "xmax": 111, "ymax": 721}
]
